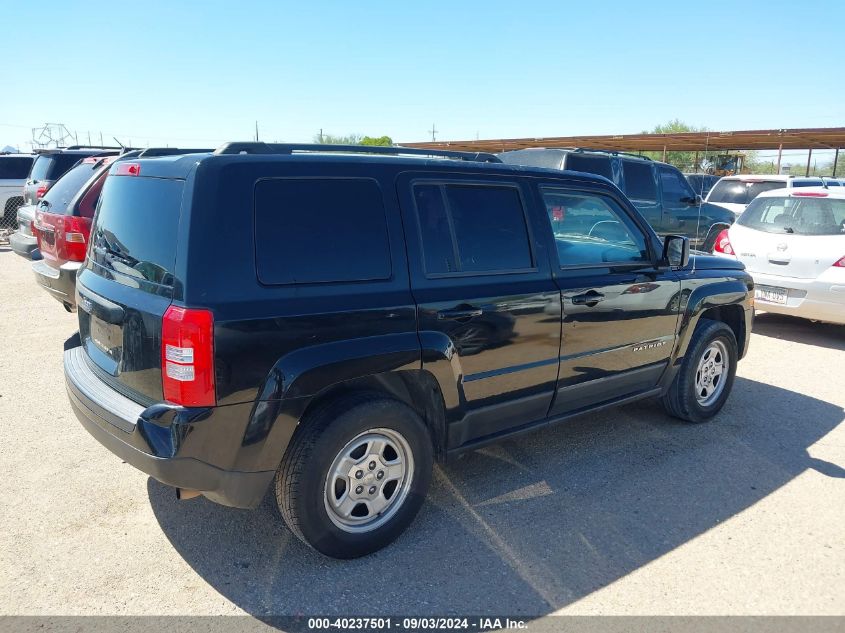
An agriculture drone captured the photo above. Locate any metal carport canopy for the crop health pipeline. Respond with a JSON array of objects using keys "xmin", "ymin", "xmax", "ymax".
[{"xmin": 402, "ymin": 127, "xmax": 845, "ymax": 153}]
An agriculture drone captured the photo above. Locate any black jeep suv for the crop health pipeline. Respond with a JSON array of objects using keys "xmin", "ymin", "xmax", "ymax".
[{"xmin": 64, "ymin": 143, "xmax": 753, "ymax": 558}]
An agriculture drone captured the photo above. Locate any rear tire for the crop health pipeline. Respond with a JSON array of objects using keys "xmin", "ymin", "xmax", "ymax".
[
  {"xmin": 662, "ymin": 318, "xmax": 738, "ymax": 423},
  {"xmin": 275, "ymin": 393, "xmax": 433, "ymax": 559}
]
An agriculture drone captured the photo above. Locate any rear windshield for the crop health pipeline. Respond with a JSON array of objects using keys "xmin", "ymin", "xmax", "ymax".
[
  {"xmin": 738, "ymin": 196, "xmax": 845, "ymax": 236},
  {"xmin": 708, "ymin": 180, "xmax": 786, "ymax": 205},
  {"xmin": 41, "ymin": 162, "xmax": 100, "ymax": 215},
  {"xmin": 564, "ymin": 154, "xmax": 613, "ymax": 181},
  {"xmin": 0, "ymin": 156, "xmax": 34, "ymax": 179},
  {"xmin": 29, "ymin": 154, "xmax": 86, "ymax": 182},
  {"xmin": 89, "ymin": 175, "xmax": 184, "ymax": 288},
  {"xmin": 792, "ymin": 179, "xmax": 824, "ymax": 188}
]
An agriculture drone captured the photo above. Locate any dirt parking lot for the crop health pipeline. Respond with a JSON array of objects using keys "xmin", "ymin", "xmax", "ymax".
[{"xmin": 1, "ymin": 247, "xmax": 843, "ymax": 619}]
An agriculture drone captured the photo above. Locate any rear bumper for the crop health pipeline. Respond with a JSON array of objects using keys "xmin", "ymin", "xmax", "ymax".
[
  {"xmin": 750, "ymin": 271, "xmax": 845, "ymax": 325},
  {"xmin": 33, "ymin": 259, "xmax": 80, "ymax": 308},
  {"xmin": 64, "ymin": 345, "xmax": 274, "ymax": 508},
  {"xmin": 9, "ymin": 230, "xmax": 37, "ymax": 258}
]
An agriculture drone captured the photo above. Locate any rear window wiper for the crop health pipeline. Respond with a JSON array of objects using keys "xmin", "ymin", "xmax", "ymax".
[{"xmin": 782, "ymin": 226, "xmax": 795, "ymax": 233}]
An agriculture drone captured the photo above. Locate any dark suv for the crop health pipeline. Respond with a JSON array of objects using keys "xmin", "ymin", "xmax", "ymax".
[
  {"xmin": 498, "ymin": 148, "xmax": 737, "ymax": 251},
  {"xmin": 64, "ymin": 143, "xmax": 753, "ymax": 558}
]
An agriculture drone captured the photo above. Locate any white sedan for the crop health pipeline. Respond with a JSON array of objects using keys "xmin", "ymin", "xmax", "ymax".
[{"xmin": 712, "ymin": 187, "xmax": 845, "ymax": 324}]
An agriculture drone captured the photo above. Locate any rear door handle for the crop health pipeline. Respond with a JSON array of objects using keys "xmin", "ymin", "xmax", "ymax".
[
  {"xmin": 437, "ymin": 308, "xmax": 483, "ymax": 322},
  {"xmin": 570, "ymin": 291, "xmax": 605, "ymax": 307}
]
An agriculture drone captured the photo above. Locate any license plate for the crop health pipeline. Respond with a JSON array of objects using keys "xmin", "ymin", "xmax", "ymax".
[
  {"xmin": 755, "ymin": 285, "xmax": 788, "ymax": 305},
  {"xmin": 90, "ymin": 314, "xmax": 121, "ymax": 356}
]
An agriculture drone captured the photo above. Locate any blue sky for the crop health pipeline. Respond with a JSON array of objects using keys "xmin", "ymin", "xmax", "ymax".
[{"xmin": 1, "ymin": 0, "xmax": 843, "ymax": 162}]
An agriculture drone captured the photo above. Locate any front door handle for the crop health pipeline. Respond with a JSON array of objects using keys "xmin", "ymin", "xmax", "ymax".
[
  {"xmin": 437, "ymin": 308, "xmax": 483, "ymax": 322},
  {"xmin": 570, "ymin": 291, "xmax": 605, "ymax": 307}
]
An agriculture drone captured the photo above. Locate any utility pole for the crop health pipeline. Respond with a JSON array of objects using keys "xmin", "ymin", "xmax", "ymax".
[
  {"xmin": 429, "ymin": 123, "xmax": 438, "ymax": 142},
  {"xmin": 255, "ymin": 121, "xmax": 259, "ymax": 142}
]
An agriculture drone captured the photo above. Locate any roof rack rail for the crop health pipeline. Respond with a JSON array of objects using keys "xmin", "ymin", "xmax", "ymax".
[
  {"xmin": 64, "ymin": 145, "xmax": 125, "ymax": 151},
  {"xmin": 571, "ymin": 147, "xmax": 653, "ymax": 161},
  {"xmin": 136, "ymin": 147, "xmax": 212, "ymax": 157},
  {"xmin": 213, "ymin": 142, "xmax": 502, "ymax": 163}
]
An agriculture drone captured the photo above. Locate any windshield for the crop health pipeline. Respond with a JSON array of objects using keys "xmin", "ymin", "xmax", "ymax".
[
  {"xmin": 708, "ymin": 180, "xmax": 787, "ymax": 205},
  {"xmin": 40, "ymin": 162, "xmax": 101, "ymax": 214},
  {"xmin": 89, "ymin": 175, "xmax": 184, "ymax": 289},
  {"xmin": 738, "ymin": 196, "xmax": 845, "ymax": 236},
  {"xmin": 28, "ymin": 154, "xmax": 85, "ymax": 182}
]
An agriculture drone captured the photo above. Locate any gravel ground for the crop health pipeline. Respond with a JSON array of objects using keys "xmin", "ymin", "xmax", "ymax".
[{"xmin": 0, "ymin": 247, "xmax": 843, "ymax": 619}]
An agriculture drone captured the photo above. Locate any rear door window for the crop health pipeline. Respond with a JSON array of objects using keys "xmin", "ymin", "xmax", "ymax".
[
  {"xmin": 89, "ymin": 175, "xmax": 184, "ymax": 288},
  {"xmin": 622, "ymin": 161, "xmax": 657, "ymax": 202},
  {"xmin": 0, "ymin": 156, "xmax": 33, "ymax": 179},
  {"xmin": 412, "ymin": 182, "xmax": 533, "ymax": 274},
  {"xmin": 254, "ymin": 178, "xmax": 391, "ymax": 285},
  {"xmin": 563, "ymin": 154, "xmax": 613, "ymax": 181},
  {"xmin": 659, "ymin": 166, "xmax": 696, "ymax": 205}
]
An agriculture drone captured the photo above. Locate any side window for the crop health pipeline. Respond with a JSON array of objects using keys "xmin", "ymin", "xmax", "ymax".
[
  {"xmin": 622, "ymin": 161, "xmax": 657, "ymax": 202},
  {"xmin": 0, "ymin": 157, "xmax": 33, "ymax": 180},
  {"xmin": 563, "ymin": 154, "xmax": 614, "ymax": 181},
  {"xmin": 413, "ymin": 183, "xmax": 533, "ymax": 275},
  {"xmin": 659, "ymin": 166, "xmax": 696, "ymax": 204},
  {"xmin": 541, "ymin": 187, "xmax": 648, "ymax": 267},
  {"xmin": 254, "ymin": 178, "xmax": 391, "ymax": 285}
]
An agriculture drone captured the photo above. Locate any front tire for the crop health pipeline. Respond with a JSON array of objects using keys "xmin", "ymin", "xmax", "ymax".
[
  {"xmin": 662, "ymin": 318, "xmax": 738, "ymax": 423},
  {"xmin": 275, "ymin": 393, "xmax": 433, "ymax": 558}
]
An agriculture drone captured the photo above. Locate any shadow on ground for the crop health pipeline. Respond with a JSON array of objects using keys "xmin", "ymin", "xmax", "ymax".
[
  {"xmin": 752, "ymin": 312, "xmax": 845, "ymax": 351},
  {"xmin": 148, "ymin": 376, "xmax": 843, "ymax": 618}
]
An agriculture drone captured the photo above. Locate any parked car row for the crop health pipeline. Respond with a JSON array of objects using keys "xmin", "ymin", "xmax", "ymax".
[
  {"xmin": 4, "ymin": 140, "xmax": 836, "ymax": 560},
  {"xmin": 8, "ymin": 147, "xmax": 123, "ymax": 256}
]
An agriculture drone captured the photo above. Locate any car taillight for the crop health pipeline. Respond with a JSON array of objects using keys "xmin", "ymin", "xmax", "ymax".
[
  {"xmin": 713, "ymin": 229, "xmax": 734, "ymax": 255},
  {"xmin": 36, "ymin": 184, "xmax": 48, "ymax": 199},
  {"xmin": 161, "ymin": 306, "xmax": 216, "ymax": 407},
  {"xmin": 64, "ymin": 216, "xmax": 91, "ymax": 262},
  {"xmin": 833, "ymin": 256, "xmax": 845, "ymax": 268},
  {"xmin": 792, "ymin": 191, "xmax": 828, "ymax": 197}
]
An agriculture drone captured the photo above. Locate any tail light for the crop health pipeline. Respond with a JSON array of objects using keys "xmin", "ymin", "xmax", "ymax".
[
  {"xmin": 833, "ymin": 256, "xmax": 845, "ymax": 268},
  {"xmin": 793, "ymin": 191, "xmax": 828, "ymax": 197},
  {"xmin": 35, "ymin": 184, "xmax": 48, "ymax": 199},
  {"xmin": 63, "ymin": 216, "xmax": 91, "ymax": 262},
  {"xmin": 161, "ymin": 306, "xmax": 216, "ymax": 407},
  {"xmin": 713, "ymin": 229, "xmax": 734, "ymax": 255}
]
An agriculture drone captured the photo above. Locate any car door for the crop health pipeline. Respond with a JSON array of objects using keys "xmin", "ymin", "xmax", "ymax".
[
  {"xmin": 397, "ymin": 173, "xmax": 561, "ymax": 448},
  {"xmin": 658, "ymin": 164, "xmax": 704, "ymax": 242},
  {"xmin": 537, "ymin": 181, "xmax": 681, "ymax": 416}
]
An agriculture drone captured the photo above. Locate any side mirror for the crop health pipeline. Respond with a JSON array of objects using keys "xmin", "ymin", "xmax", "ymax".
[{"xmin": 662, "ymin": 235, "xmax": 690, "ymax": 268}]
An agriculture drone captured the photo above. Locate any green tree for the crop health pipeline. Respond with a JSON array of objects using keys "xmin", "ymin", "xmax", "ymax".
[
  {"xmin": 312, "ymin": 133, "xmax": 393, "ymax": 146},
  {"xmin": 640, "ymin": 119, "xmax": 708, "ymax": 170},
  {"xmin": 360, "ymin": 135, "xmax": 393, "ymax": 146}
]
